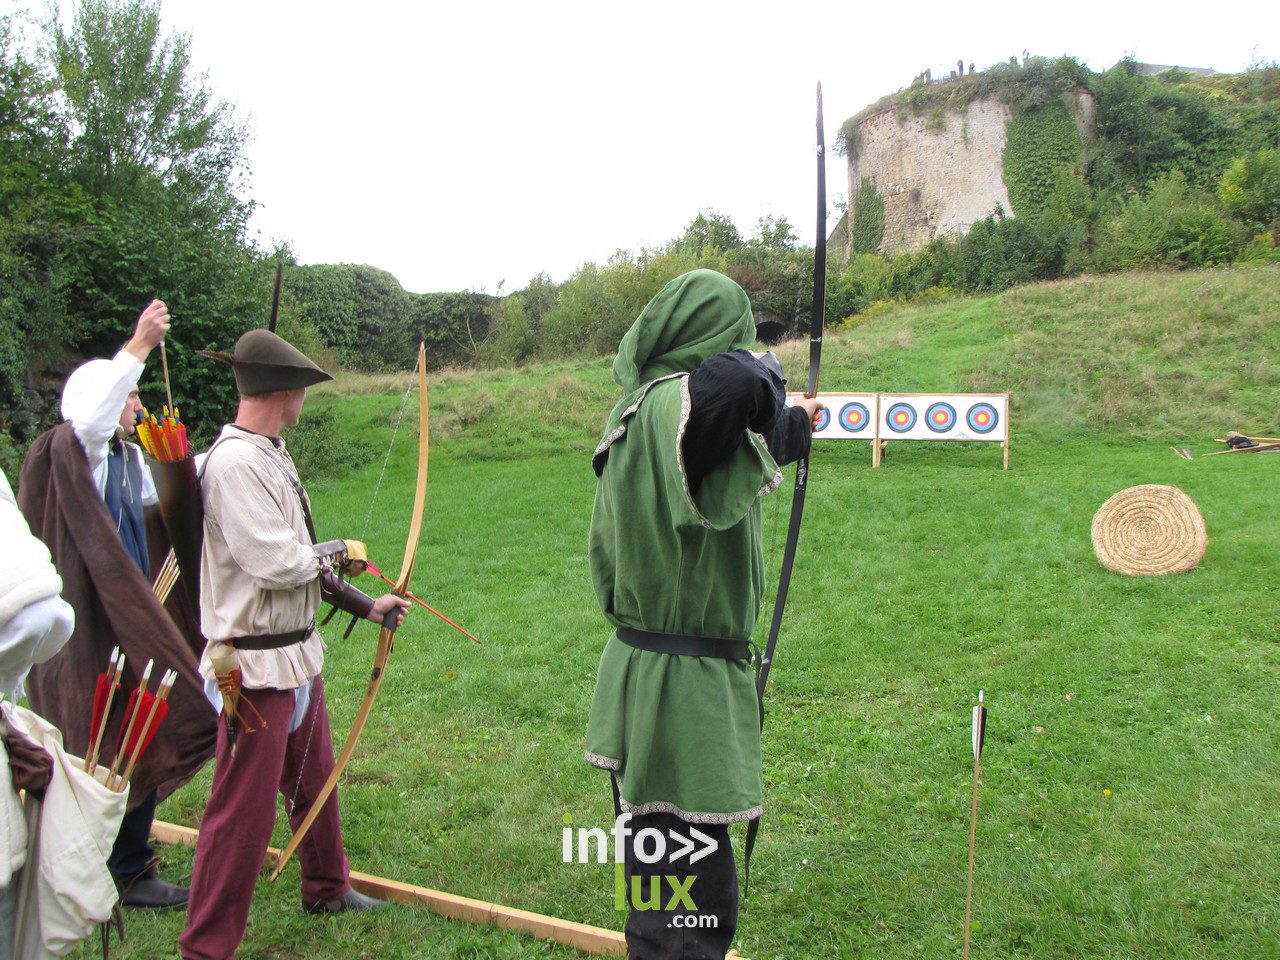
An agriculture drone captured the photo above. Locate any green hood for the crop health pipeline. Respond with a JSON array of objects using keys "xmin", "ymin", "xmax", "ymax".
[
  {"xmin": 612, "ymin": 269, "xmax": 756, "ymax": 391},
  {"xmin": 594, "ymin": 270, "xmax": 756, "ymax": 470}
]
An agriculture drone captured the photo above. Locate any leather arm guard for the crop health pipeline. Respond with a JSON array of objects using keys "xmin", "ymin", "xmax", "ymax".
[{"xmin": 313, "ymin": 540, "xmax": 376, "ymax": 636}]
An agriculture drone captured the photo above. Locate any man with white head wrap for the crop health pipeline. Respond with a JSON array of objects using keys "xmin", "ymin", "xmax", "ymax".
[{"xmin": 21, "ymin": 300, "xmax": 197, "ymax": 910}]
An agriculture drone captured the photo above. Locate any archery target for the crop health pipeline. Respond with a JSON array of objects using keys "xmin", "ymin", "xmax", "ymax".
[
  {"xmin": 879, "ymin": 394, "xmax": 1008, "ymax": 442},
  {"xmin": 787, "ymin": 393, "xmax": 877, "ymax": 440},
  {"xmin": 885, "ymin": 402, "xmax": 917, "ymax": 434},
  {"xmin": 925, "ymin": 402, "xmax": 957, "ymax": 433},
  {"xmin": 966, "ymin": 402, "xmax": 1000, "ymax": 435},
  {"xmin": 838, "ymin": 401, "xmax": 870, "ymax": 434}
]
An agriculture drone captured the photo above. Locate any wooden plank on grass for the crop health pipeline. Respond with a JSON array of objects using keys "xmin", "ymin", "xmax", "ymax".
[{"xmin": 150, "ymin": 820, "xmax": 749, "ymax": 959}]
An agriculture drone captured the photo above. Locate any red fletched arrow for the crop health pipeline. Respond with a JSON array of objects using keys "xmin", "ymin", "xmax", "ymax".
[
  {"xmin": 84, "ymin": 647, "xmax": 122, "ymax": 773},
  {"xmin": 364, "ymin": 560, "xmax": 481, "ymax": 644},
  {"xmin": 117, "ymin": 690, "xmax": 164, "ymax": 760}
]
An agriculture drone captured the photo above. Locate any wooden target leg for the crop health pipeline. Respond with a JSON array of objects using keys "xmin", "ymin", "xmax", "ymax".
[{"xmin": 1002, "ymin": 439, "xmax": 1009, "ymax": 471}]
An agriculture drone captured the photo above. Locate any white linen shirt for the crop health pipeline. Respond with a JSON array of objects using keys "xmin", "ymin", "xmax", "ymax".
[{"xmin": 198, "ymin": 426, "xmax": 327, "ymax": 691}]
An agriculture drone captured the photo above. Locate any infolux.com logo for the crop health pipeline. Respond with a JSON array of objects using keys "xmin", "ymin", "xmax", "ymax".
[{"xmin": 562, "ymin": 813, "xmax": 720, "ymax": 926}]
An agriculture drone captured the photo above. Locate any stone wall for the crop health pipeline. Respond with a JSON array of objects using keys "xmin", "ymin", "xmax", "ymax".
[
  {"xmin": 842, "ymin": 90, "xmax": 1095, "ymax": 257},
  {"xmin": 848, "ymin": 97, "xmax": 1013, "ymax": 255}
]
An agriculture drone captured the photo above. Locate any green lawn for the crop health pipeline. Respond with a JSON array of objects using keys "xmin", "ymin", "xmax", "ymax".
[{"xmin": 90, "ymin": 266, "xmax": 1280, "ymax": 959}]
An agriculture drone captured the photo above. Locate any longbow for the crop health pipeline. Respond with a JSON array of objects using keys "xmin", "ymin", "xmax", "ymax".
[{"xmin": 270, "ymin": 342, "xmax": 429, "ymax": 880}]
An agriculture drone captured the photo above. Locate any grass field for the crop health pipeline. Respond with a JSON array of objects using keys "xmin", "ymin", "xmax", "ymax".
[{"xmin": 87, "ymin": 265, "xmax": 1280, "ymax": 959}]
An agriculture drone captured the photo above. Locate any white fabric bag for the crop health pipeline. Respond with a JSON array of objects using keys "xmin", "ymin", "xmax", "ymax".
[{"xmin": 6, "ymin": 705, "xmax": 126, "ymax": 959}]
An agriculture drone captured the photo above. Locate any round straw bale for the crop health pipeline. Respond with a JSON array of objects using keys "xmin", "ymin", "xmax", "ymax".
[{"xmin": 1091, "ymin": 484, "xmax": 1207, "ymax": 576}]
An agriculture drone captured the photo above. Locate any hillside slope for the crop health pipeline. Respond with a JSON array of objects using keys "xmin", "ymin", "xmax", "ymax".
[
  {"xmin": 310, "ymin": 263, "xmax": 1280, "ymax": 462},
  {"xmin": 779, "ymin": 264, "xmax": 1280, "ymax": 438},
  {"xmin": 113, "ymin": 263, "xmax": 1280, "ymax": 960}
]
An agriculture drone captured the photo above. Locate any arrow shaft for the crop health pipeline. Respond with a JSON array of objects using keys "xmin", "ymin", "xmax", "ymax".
[
  {"xmin": 366, "ymin": 568, "xmax": 481, "ymax": 644},
  {"xmin": 963, "ymin": 749, "xmax": 982, "ymax": 960}
]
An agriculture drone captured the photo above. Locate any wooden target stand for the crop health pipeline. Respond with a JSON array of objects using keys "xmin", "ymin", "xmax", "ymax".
[{"xmin": 151, "ymin": 820, "xmax": 750, "ymax": 958}]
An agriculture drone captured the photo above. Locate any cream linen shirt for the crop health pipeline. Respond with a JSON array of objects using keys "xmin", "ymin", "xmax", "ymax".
[{"xmin": 198, "ymin": 425, "xmax": 327, "ymax": 691}]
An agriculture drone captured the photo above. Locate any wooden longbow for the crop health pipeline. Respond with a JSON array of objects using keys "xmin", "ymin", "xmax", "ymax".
[{"xmin": 270, "ymin": 342, "xmax": 429, "ymax": 880}]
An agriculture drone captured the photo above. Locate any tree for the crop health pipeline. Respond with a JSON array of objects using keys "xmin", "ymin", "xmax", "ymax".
[
  {"xmin": 0, "ymin": 1, "xmax": 265, "ymax": 444},
  {"xmin": 1219, "ymin": 149, "xmax": 1280, "ymax": 237},
  {"xmin": 678, "ymin": 211, "xmax": 743, "ymax": 255},
  {"xmin": 48, "ymin": 0, "xmax": 249, "ymax": 221},
  {"xmin": 754, "ymin": 215, "xmax": 797, "ymax": 251},
  {"xmin": 0, "ymin": 15, "xmax": 74, "ymax": 445}
]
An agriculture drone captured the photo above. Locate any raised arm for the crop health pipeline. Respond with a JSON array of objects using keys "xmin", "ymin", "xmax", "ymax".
[{"xmin": 62, "ymin": 300, "xmax": 170, "ymax": 475}]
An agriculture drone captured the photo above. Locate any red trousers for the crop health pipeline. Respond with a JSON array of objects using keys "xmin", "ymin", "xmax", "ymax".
[{"xmin": 179, "ymin": 678, "xmax": 350, "ymax": 960}]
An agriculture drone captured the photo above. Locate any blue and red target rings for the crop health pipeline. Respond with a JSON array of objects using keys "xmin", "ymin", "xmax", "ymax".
[
  {"xmin": 966, "ymin": 402, "xmax": 999, "ymax": 435},
  {"xmin": 812, "ymin": 407, "xmax": 831, "ymax": 432},
  {"xmin": 925, "ymin": 402, "xmax": 956, "ymax": 433},
  {"xmin": 838, "ymin": 401, "xmax": 869, "ymax": 433},
  {"xmin": 885, "ymin": 402, "xmax": 916, "ymax": 433}
]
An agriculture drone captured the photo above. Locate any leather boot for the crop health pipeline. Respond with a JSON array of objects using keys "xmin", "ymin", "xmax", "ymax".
[
  {"xmin": 118, "ymin": 866, "xmax": 189, "ymax": 910},
  {"xmin": 302, "ymin": 889, "xmax": 386, "ymax": 914}
]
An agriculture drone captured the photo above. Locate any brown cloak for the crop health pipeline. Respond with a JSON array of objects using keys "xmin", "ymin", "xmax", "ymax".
[{"xmin": 18, "ymin": 422, "xmax": 215, "ymax": 810}]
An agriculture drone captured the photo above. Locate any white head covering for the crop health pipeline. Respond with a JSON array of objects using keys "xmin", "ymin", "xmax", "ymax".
[{"xmin": 60, "ymin": 358, "xmax": 120, "ymax": 423}]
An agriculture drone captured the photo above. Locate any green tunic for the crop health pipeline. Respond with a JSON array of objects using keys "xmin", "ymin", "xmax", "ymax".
[{"xmin": 585, "ymin": 270, "xmax": 783, "ymax": 824}]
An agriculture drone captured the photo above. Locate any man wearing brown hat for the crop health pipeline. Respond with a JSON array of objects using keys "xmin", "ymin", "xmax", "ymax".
[{"xmin": 179, "ymin": 330, "xmax": 409, "ymax": 960}]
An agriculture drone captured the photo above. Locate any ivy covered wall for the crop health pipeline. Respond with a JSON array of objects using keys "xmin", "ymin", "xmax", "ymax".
[
  {"xmin": 1003, "ymin": 98, "xmax": 1084, "ymax": 215},
  {"xmin": 851, "ymin": 177, "xmax": 886, "ymax": 253}
]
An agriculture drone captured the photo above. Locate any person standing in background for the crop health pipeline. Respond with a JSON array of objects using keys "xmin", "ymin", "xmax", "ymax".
[{"xmin": 19, "ymin": 300, "xmax": 216, "ymax": 910}]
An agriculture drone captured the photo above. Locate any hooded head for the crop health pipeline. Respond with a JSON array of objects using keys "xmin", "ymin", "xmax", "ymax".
[
  {"xmin": 202, "ymin": 329, "xmax": 332, "ymax": 396},
  {"xmin": 62, "ymin": 359, "xmax": 143, "ymax": 435},
  {"xmin": 612, "ymin": 269, "xmax": 756, "ymax": 393}
]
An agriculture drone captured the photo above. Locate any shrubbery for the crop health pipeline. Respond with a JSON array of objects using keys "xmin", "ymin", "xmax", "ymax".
[
  {"xmin": 0, "ymin": 2, "xmax": 266, "ymax": 448},
  {"xmin": 4, "ymin": 8, "xmax": 1278, "ymax": 452},
  {"xmin": 485, "ymin": 213, "xmax": 815, "ymax": 361},
  {"xmin": 1095, "ymin": 173, "xmax": 1243, "ymax": 269}
]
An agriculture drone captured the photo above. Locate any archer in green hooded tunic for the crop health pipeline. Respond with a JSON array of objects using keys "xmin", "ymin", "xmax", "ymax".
[{"xmin": 585, "ymin": 269, "xmax": 819, "ymax": 958}]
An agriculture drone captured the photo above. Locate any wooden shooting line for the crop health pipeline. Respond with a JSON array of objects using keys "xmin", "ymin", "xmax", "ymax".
[{"xmin": 150, "ymin": 821, "xmax": 749, "ymax": 958}]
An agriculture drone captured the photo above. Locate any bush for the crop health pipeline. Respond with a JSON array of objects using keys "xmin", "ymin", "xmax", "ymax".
[
  {"xmin": 0, "ymin": 2, "xmax": 262, "ymax": 446},
  {"xmin": 1238, "ymin": 233, "xmax": 1280, "ymax": 263},
  {"xmin": 830, "ymin": 254, "xmax": 893, "ymax": 320},
  {"xmin": 282, "ymin": 406, "xmax": 362, "ymax": 481},
  {"xmin": 1219, "ymin": 148, "xmax": 1280, "ymax": 236},
  {"xmin": 1095, "ymin": 173, "xmax": 1243, "ymax": 270},
  {"xmin": 479, "ymin": 293, "xmax": 536, "ymax": 365}
]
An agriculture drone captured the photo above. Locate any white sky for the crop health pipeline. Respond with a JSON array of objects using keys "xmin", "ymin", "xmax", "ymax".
[{"xmin": 7, "ymin": 0, "xmax": 1276, "ymax": 293}]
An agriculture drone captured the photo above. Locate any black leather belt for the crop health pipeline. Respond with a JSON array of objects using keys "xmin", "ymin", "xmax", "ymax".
[
  {"xmin": 616, "ymin": 627, "xmax": 752, "ymax": 661},
  {"xmin": 228, "ymin": 623, "xmax": 313, "ymax": 651}
]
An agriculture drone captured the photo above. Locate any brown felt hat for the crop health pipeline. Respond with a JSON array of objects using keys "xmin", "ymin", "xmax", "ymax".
[{"xmin": 200, "ymin": 329, "xmax": 332, "ymax": 395}]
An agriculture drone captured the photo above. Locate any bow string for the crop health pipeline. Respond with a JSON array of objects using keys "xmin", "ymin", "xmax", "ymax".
[
  {"xmin": 744, "ymin": 85, "xmax": 826, "ymax": 891},
  {"xmin": 757, "ymin": 82, "xmax": 827, "ymax": 704},
  {"xmin": 271, "ymin": 342, "xmax": 429, "ymax": 880}
]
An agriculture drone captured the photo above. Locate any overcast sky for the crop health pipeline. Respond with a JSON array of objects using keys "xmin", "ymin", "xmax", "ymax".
[{"xmin": 9, "ymin": 0, "xmax": 1276, "ymax": 293}]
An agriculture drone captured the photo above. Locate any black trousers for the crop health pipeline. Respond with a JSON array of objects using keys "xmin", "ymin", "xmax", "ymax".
[
  {"xmin": 108, "ymin": 788, "xmax": 157, "ymax": 883},
  {"xmin": 622, "ymin": 811, "xmax": 738, "ymax": 960}
]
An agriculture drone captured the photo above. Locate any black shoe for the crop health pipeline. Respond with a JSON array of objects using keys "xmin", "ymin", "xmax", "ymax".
[
  {"xmin": 302, "ymin": 889, "xmax": 386, "ymax": 914},
  {"xmin": 119, "ymin": 872, "xmax": 189, "ymax": 910}
]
